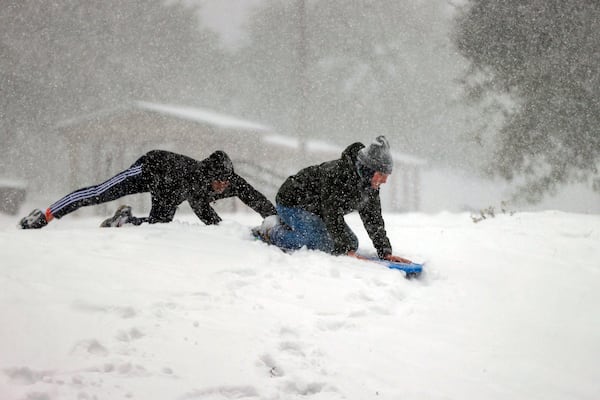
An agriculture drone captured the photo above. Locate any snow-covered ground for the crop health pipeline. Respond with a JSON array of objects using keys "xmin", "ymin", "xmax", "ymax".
[{"xmin": 1, "ymin": 210, "xmax": 599, "ymax": 400}]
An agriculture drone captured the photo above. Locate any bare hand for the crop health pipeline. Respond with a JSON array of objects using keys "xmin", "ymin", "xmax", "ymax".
[
  {"xmin": 384, "ymin": 254, "xmax": 413, "ymax": 264},
  {"xmin": 347, "ymin": 251, "xmax": 369, "ymax": 260}
]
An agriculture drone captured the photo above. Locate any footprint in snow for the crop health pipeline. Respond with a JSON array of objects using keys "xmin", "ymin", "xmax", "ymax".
[
  {"xmin": 71, "ymin": 339, "xmax": 109, "ymax": 357},
  {"xmin": 3, "ymin": 366, "xmax": 52, "ymax": 385},
  {"xmin": 315, "ymin": 318, "xmax": 354, "ymax": 331},
  {"xmin": 283, "ymin": 381, "xmax": 338, "ymax": 397},
  {"xmin": 71, "ymin": 301, "xmax": 137, "ymax": 319},
  {"xmin": 257, "ymin": 353, "xmax": 285, "ymax": 377},
  {"xmin": 115, "ymin": 327, "xmax": 145, "ymax": 342},
  {"xmin": 181, "ymin": 385, "xmax": 260, "ymax": 399},
  {"xmin": 278, "ymin": 341, "xmax": 306, "ymax": 357}
]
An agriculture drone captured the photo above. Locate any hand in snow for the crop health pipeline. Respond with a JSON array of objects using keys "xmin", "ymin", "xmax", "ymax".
[
  {"xmin": 347, "ymin": 251, "xmax": 369, "ymax": 260},
  {"xmin": 384, "ymin": 254, "xmax": 413, "ymax": 264}
]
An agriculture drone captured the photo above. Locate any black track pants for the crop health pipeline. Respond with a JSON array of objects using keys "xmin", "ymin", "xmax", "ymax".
[{"xmin": 48, "ymin": 160, "xmax": 148, "ymax": 219}]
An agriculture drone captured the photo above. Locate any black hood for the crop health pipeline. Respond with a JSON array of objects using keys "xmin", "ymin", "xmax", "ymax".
[
  {"xmin": 341, "ymin": 142, "xmax": 365, "ymax": 164},
  {"xmin": 205, "ymin": 150, "xmax": 234, "ymax": 180},
  {"xmin": 341, "ymin": 142, "xmax": 373, "ymax": 187}
]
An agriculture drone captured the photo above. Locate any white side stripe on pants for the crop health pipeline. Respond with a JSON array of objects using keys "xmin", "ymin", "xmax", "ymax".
[{"xmin": 49, "ymin": 165, "xmax": 143, "ymax": 214}]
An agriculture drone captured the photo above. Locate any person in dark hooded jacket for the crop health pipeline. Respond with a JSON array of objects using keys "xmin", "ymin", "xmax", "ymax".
[
  {"xmin": 19, "ymin": 150, "xmax": 277, "ymax": 229},
  {"xmin": 254, "ymin": 136, "xmax": 412, "ymax": 263}
]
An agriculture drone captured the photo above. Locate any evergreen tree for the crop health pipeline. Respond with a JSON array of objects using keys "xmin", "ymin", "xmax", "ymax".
[{"xmin": 453, "ymin": 0, "xmax": 600, "ymax": 200}]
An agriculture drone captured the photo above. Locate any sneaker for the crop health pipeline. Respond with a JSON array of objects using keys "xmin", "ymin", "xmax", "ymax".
[
  {"xmin": 100, "ymin": 205, "xmax": 135, "ymax": 228},
  {"xmin": 251, "ymin": 215, "xmax": 281, "ymax": 244},
  {"xmin": 251, "ymin": 226, "xmax": 269, "ymax": 243},
  {"xmin": 19, "ymin": 209, "xmax": 48, "ymax": 229}
]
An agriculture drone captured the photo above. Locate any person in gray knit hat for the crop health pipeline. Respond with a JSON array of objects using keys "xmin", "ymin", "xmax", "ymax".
[{"xmin": 253, "ymin": 135, "xmax": 413, "ymax": 264}]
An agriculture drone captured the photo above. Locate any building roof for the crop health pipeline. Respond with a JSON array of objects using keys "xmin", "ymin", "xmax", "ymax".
[
  {"xmin": 56, "ymin": 101, "xmax": 273, "ymax": 133},
  {"xmin": 55, "ymin": 102, "xmax": 426, "ymax": 166},
  {"xmin": 135, "ymin": 101, "xmax": 272, "ymax": 132},
  {"xmin": 263, "ymin": 134, "xmax": 427, "ymax": 166}
]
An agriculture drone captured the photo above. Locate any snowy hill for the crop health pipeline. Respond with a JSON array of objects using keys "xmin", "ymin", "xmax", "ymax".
[{"xmin": 1, "ymin": 211, "xmax": 599, "ymax": 400}]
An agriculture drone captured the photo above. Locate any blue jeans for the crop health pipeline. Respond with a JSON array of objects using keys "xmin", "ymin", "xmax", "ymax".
[{"xmin": 270, "ymin": 205, "xmax": 358, "ymax": 254}]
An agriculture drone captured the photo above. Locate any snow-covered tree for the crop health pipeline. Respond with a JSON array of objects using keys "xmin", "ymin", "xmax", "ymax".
[{"xmin": 454, "ymin": 0, "xmax": 600, "ymax": 201}]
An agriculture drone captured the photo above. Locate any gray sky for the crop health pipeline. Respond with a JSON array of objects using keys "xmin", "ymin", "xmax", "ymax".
[{"xmin": 199, "ymin": 0, "xmax": 263, "ymax": 48}]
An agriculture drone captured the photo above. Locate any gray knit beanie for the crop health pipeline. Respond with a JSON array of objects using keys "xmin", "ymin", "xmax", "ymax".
[{"xmin": 357, "ymin": 136, "xmax": 393, "ymax": 174}]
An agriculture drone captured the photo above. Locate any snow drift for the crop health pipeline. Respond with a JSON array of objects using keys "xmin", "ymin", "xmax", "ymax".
[{"xmin": 1, "ymin": 211, "xmax": 599, "ymax": 399}]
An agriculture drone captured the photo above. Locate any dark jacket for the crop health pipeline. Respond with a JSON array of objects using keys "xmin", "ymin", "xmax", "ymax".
[
  {"xmin": 140, "ymin": 150, "xmax": 276, "ymax": 224},
  {"xmin": 276, "ymin": 143, "xmax": 392, "ymax": 257}
]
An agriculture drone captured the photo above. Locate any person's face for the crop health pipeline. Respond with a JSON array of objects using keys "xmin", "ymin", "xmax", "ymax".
[
  {"xmin": 370, "ymin": 171, "xmax": 389, "ymax": 189},
  {"xmin": 211, "ymin": 180, "xmax": 230, "ymax": 194}
]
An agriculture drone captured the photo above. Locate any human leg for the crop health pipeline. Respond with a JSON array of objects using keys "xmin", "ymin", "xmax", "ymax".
[
  {"xmin": 269, "ymin": 205, "xmax": 334, "ymax": 253},
  {"xmin": 20, "ymin": 159, "xmax": 148, "ymax": 229},
  {"xmin": 340, "ymin": 222, "xmax": 359, "ymax": 253},
  {"xmin": 99, "ymin": 205, "xmax": 150, "ymax": 227},
  {"xmin": 48, "ymin": 163, "xmax": 147, "ymax": 219},
  {"xmin": 19, "ymin": 209, "xmax": 49, "ymax": 229}
]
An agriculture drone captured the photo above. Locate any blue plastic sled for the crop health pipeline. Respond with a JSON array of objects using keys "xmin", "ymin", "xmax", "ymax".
[
  {"xmin": 360, "ymin": 256, "xmax": 424, "ymax": 278},
  {"xmin": 252, "ymin": 229, "xmax": 423, "ymax": 278}
]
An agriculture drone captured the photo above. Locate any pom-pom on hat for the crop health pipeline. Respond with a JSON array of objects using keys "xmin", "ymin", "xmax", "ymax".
[{"xmin": 357, "ymin": 136, "xmax": 393, "ymax": 174}]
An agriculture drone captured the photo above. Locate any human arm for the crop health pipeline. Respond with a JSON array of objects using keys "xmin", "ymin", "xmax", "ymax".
[
  {"xmin": 229, "ymin": 174, "xmax": 277, "ymax": 218},
  {"xmin": 358, "ymin": 197, "xmax": 413, "ymax": 263},
  {"xmin": 347, "ymin": 249, "xmax": 412, "ymax": 263},
  {"xmin": 356, "ymin": 192, "xmax": 392, "ymax": 259},
  {"xmin": 347, "ymin": 251, "xmax": 368, "ymax": 260},
  {"xmin": 188, "ymin": 198, "xmax": 222, "ymax": 225},
  {"xmin": 321, "ymin": 209, "xmax": 357, "ymax": 255},
  {"xmin": 320, "ymin": 181, "xmax": 360, "ymax": 255},
  {"xmin": 382, "ymin": 254, "xmax": 413, "ymax": 263}
]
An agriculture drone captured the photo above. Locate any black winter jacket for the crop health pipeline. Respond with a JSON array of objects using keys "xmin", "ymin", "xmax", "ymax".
[
  {"xmin": 276, "ymin": 143, "xmax": 393, "ymax": 258},
  {"xmin": 140, "ymin": 150, "xmax": 276, "ymax": 224}
]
